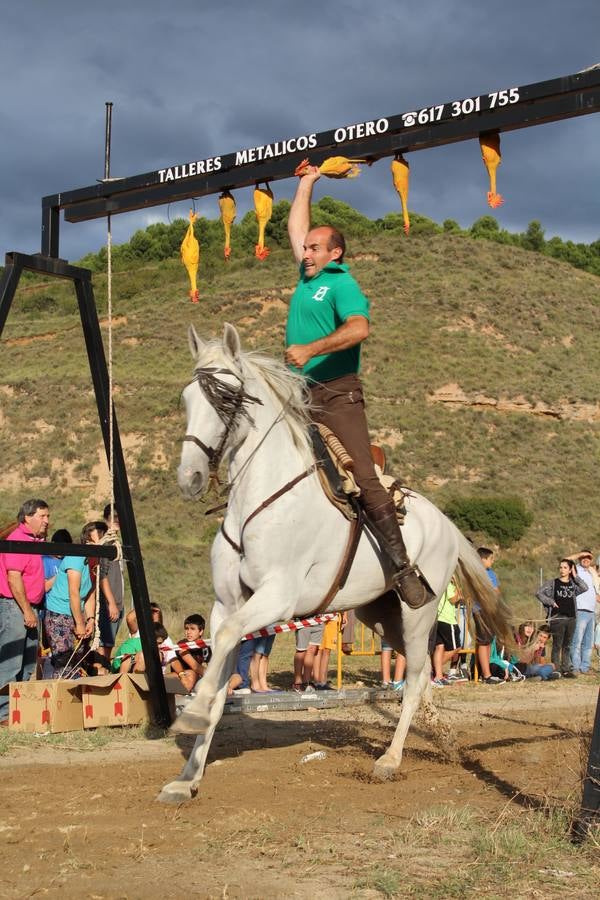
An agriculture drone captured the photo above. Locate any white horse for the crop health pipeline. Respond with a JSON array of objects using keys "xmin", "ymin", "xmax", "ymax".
[{"xmin": 158, "ymin": 323, "xmax": 511, "ymax": 803}]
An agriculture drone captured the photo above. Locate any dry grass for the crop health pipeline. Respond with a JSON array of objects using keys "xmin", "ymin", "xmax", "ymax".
[{"xmin": 2, "ymin": 232, "xmax": 600, "ymax": 624}]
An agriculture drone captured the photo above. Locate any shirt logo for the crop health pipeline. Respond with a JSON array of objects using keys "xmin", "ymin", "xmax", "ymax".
[{"xmin": 311, "ymin": 286, "xmax": 330, "ymax": 302}]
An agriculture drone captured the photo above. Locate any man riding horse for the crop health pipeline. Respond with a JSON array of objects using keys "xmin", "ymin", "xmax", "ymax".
[{"xmin": 285, "ymin": 165, "xmax": 432, "ymax": 610}]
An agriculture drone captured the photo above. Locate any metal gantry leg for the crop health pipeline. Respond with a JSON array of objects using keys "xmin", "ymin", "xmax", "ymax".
[{"xmin": 1, "ymin": 251, "xmax": 171, "ymax": 728}]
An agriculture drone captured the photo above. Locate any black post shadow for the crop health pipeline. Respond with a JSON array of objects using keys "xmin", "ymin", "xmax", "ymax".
[{"xmin": 572, "ymin": 687, "xmax": 600, "ymax": 843}]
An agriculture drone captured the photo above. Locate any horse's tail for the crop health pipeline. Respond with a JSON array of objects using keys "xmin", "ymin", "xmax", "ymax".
[{"xmin": 454, "ymin": 529, "xmax": 515, "ymax": 652}]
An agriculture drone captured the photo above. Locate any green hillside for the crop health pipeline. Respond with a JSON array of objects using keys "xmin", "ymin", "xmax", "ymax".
[{"xmin": 1, "ymin": 219, "xmax": 599, "ymax": 625}]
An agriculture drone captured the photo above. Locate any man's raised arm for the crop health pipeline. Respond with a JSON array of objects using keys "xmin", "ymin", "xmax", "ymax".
[{"xmin": 287, "ymin": 166, "xmax": 321, "ymax": 264}]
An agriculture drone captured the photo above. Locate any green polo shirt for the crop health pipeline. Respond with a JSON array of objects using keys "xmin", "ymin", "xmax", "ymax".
[{"xmin": 286, "ymin": 262, "xmax": 370, "ymax": 383}]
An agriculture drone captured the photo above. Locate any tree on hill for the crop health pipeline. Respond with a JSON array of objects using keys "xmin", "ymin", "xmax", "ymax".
[
  {"xmin": 470, "ymin": 215, "xmax": 514, "ymax": 246},
  {"xmin": 521, "ymin": 220, "xmax": 545, "ymax": 253},
  {"xmin": 74, "ymin": 200, "xmax": 600, "ymax": 282},
  {"xmin": 444, "ymin": 496, "xmax": 533, "ymax": 548}
]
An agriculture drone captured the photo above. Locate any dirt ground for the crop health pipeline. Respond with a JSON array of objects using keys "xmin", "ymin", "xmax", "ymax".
[{"xmin": 1, "ymin": 681, "xmax": 599, "ymax": 899}]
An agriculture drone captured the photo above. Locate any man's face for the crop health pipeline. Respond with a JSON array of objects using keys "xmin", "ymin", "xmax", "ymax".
[
  {"xmin": 580, "ymin": 555, "xmax": 592, "ymax": 568},
  {"xmin": 482, "ymin": 554, "xmax": 494, "ymax": 570},
  {"xmin": 302, "ymin": 227, "xmax": 341, "ymax": 279},
  {"xmin": 25, "ymin": 506, "xmax": 49, "ymax": 538},
  {"xmin": 184, "ymin": 623, "xmax": 203, "ymax": 641}
]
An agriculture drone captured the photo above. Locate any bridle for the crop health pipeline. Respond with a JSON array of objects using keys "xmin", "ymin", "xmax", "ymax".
[
  {"xmin": 182, "ymin": 365, "xmax": 263, "ymax": 482},
  {"xmin": 182, "ymin": 362, "xmax": 316, "ymax": 552}
]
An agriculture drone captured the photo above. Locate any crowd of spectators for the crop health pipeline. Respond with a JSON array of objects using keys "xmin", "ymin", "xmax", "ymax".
[
  {"xmin": 0, "ymin": 499, "xmax": 215, "ymax": 724},
  {"xmin": 422, "ymin": 546, "xmax": 600, "ymax": 689},
  {"xmin": 1, "ymin": 499, "xmax": 599, "ymax": 725}
]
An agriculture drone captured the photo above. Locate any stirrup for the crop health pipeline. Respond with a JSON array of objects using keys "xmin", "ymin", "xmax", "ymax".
[{"xmin": 393, "ymin": 565, "xmax": 434, "ymax": 609}]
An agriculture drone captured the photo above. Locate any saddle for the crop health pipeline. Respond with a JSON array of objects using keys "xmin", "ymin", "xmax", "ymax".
[{"xmin": 310, "ymin": 424, "xmax": 408, "ymax": 524}]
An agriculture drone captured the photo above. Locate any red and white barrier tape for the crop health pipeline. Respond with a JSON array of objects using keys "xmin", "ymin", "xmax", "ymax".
[{"xmin": 160, "ymin": 612, "xmax": 339, "ymax": 655}]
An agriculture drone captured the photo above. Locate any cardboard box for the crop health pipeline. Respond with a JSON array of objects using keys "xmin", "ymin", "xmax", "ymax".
[
  {"xmin": 78, "ymin": 673, "xmax": 181, "ymax": 728},
  {"xmin": 1, "ymin": 679, "xmax": 82, "ymax": 733}
]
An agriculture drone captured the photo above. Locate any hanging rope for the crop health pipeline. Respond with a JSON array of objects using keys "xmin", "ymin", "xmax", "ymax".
[
  {"xmin": 91, "ymin": 560, "xmax": 102, "ymax": 652},
  {"xmin": 107, "ymin": 213, "xmax": 115, "ymax": 526},
  {"xmin": 104, "ymin": 216, "xmax": 124, "ymax": 566}
]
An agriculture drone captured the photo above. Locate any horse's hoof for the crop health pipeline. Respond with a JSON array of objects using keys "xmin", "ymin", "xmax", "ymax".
[
  {"xmin": 373, "ymin": 757, "xmax": 399, "ymax": 781},
  {"xmin": 170, "ymin": 711, "xmax": 208, "ymax": 735},
  {"xmin": 156, "ymin": 782, "xmax": 196, "ymax": 804}
]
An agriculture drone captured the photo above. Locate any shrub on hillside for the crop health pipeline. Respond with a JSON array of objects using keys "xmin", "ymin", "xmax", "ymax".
[{"xmin": 444, "ymin": 496, "xmax": 533, "ymax": 547}]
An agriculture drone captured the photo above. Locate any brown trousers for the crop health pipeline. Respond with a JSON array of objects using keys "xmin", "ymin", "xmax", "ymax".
[{"xmin": 309, "ymin": 373, "xmax": 391, "ymax": 514}]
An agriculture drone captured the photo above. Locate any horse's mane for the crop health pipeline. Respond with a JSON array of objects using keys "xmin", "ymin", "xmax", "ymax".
[
  {"xmin": 241, "ymin": 350, "xmax": 314, "ymax": 463},
  {"xmin": 195, "ymin": 340, "xmax": 313, "ymax": 464}
]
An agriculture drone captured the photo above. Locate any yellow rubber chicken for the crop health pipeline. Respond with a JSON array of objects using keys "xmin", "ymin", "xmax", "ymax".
[
  {"xmin": 479, "ymin": 132, "xmax": 504, "ymax": 209},
  {"xmin": 294, "ymin": 156, "xmax": 366, "ymax": 179},
  {"xmin": 180, "ymin": 210, "xmax": 200, "ymax": 303},
  {"xmin": 219, "ymin": 191, "xmax": 236, "ymax": 260},
  {"xmin": 391, "ymin": 155, "xmax": 410, "ymax": 235},
  {"xmin": 254, "ymin": 185, "xmax": 273, "ymax": 261}
]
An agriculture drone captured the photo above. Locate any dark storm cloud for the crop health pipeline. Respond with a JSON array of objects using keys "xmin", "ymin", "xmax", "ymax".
[{"xmin": 0, "ymin": 0, "xmax": 598, "ymax": 260}]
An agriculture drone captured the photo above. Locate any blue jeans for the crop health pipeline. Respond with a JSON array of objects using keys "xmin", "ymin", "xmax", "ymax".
[
  {"xmin": 0, "ymin": 599, "xmax": 39, "ymax": 720},
  {"xmin": 571, "ymin": 610, "xmax": 595, "ymax": 673},
  {"xmin": 526, "ymin": 663, "xmax": 554, "ymax": 680}
]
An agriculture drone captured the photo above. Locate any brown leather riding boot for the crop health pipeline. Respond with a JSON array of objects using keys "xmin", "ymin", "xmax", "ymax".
[{"xmin": 369, "ymin": 503, "xmax": 435, "ymax": 609}]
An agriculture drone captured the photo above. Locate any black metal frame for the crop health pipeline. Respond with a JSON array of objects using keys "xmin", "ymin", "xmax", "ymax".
[
  {"xmin": 1, "ymin": 65, "xmax": 599, "ymax": 820},
  {"xmin": 0, "ymin": 252, "xmax": 171, "ymax": 727},
  {"xmin": 40, "ymin": 67, "xmax": 600, "ymax": 257}
]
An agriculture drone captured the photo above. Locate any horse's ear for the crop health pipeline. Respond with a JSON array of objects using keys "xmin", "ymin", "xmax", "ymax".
[
  {"xmin": 223, "ymin": 323, "xmax": 242, "ymax": 361},
  {"xmin": 188, "ymin": 324, "xmax": 205, "ymax": 360}
]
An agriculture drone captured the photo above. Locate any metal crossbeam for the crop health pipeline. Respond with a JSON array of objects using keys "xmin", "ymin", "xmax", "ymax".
[
  {"xmin": 41, "ymin": 67, "xmax": 600, "ymax": 256},
  {"xmin": 0, "ymin": 541, "xmax": 119, "ymax": 559}
]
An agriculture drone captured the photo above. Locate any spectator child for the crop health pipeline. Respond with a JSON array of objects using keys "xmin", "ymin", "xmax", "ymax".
[
  {"xmin": 96, "ymin": 506, "xmax": 125, "ymax": 665},
  {"xmin": 228, "ymin": 638, "xmax": 255, "ymax": 696},
  {"xmin": 292, "ymin": 624, "xmax": 323, "ymax": 692},
  {"xmin": 432, "ymin": 579, "xmax": 463, "ymax": 686},
  {"xmin": 149, "ymin": 602, "xmax": 164, "ymax": 624},
  {"xmin": 45, "ymin": 521, "xmax": 106, "ymax": 675},
  {"xmin": 514, "ymin": 623, "xmax": 560, "ymax": 681},
  {"xmin": 478, "ymin": 547, "xmax": 499, "ymax": 592},
  {"xmin": 536, "ymin": 559, "xmax": 586, "ymax": 677},
  {"xmin": 42, "ymin": 528, "xmax": 72, "ymax": 599},
  {"xmin": 112, "ymin": 621, "xmax": 167, "ymax": 673},
  {"xmin": 381, "ymin": 639, "xmax": 405, "ymax": 691},
  {"xmin": 250, "ymin": 634, "xmax": 278, "ymax": 692},
  {"xmin": 474, "ymin": 548, "xmax": 502, "ymax": 684},
  {"xmin": 313, "ymin": 614, "xmax": 344, "ymax": 690},
  {"xmin": 125, "ymin": 609, "xmax": 138, "ymax": 636},
  {"xmin": 170, "ymin": 613, "xmax": 212, "ymax": 693}
]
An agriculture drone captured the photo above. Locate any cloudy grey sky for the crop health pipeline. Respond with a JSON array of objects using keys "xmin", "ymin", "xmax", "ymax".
[{"xmin": 1, "ymin": 0, "xmax": 599, "ymax": 261}]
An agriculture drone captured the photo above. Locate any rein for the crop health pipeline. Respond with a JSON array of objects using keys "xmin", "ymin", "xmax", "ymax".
[{"xmin": 221, "ymin": 465, "xmax": 316, "ymax": 555}]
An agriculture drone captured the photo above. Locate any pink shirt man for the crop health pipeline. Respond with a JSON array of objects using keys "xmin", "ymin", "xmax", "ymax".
[{"xmin": 0, "ymin": 522, "xmax": 45, "ymax": 604}]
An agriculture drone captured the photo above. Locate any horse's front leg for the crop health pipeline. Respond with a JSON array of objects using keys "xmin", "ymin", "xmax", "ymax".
[
  {"xmin": 356, "ymin": 599, "xmax": 437, "ymax": 781},
  {"xmin": 373, "ymin": 654, "xmax": 431, "ymax": 780},
  {"xmin": 374, "ymin": 604, "xmax": 437, "ymax": 780},
  {"xmin": 171, "ymin": 580, "xmax": 292, "ymax": 736},
  {"xmin": 157, "ymin": 653, "xmax": 236, "ymax": 804}
]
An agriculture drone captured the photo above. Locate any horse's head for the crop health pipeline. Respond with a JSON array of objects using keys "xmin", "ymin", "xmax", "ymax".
[{"xmin": 178, "ymin": 323, "xmax": 257, "ymax": 499}]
